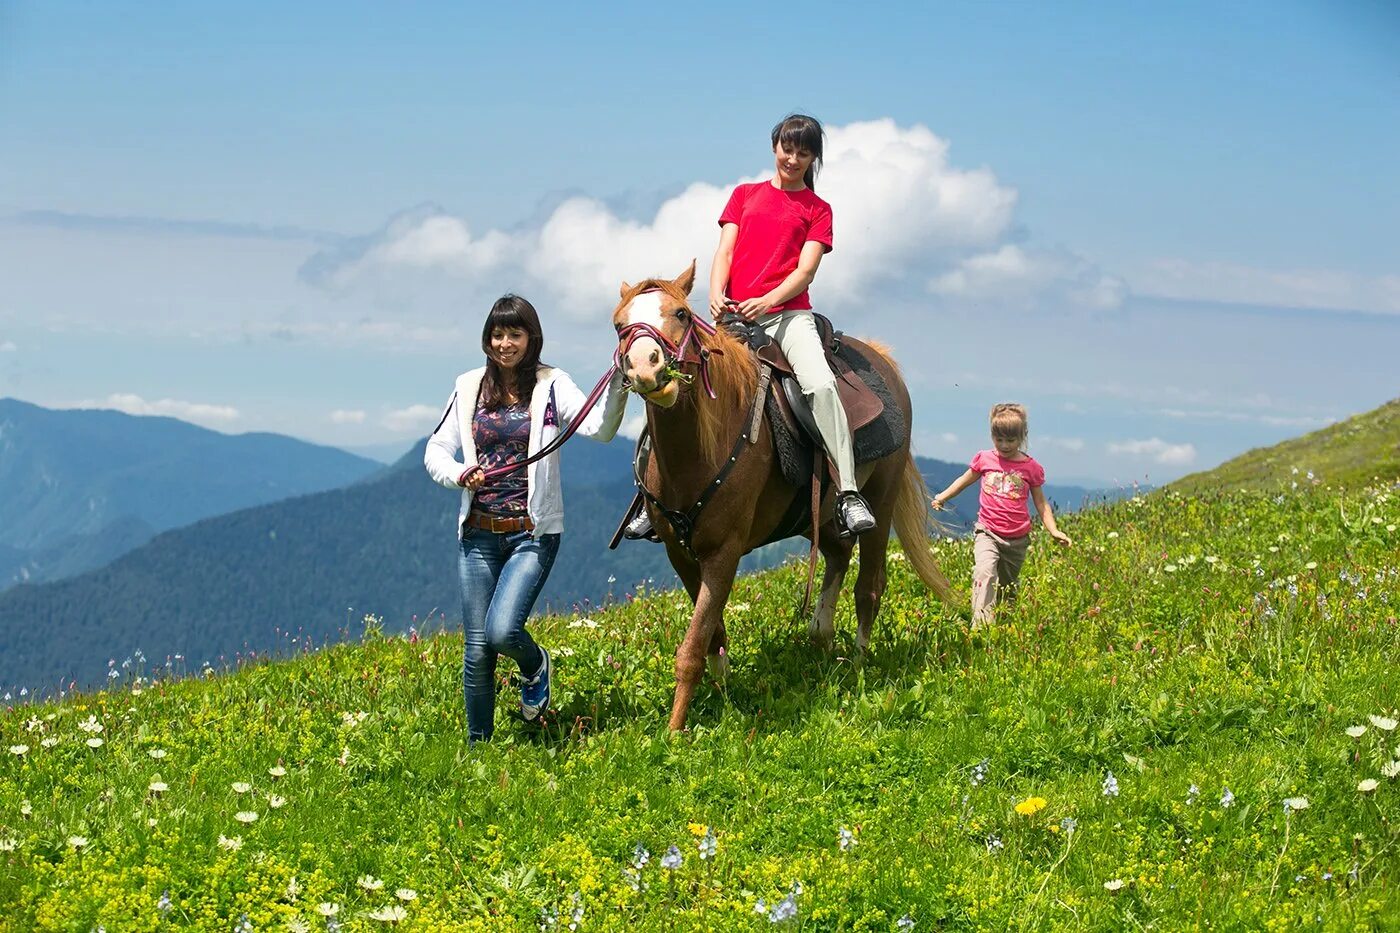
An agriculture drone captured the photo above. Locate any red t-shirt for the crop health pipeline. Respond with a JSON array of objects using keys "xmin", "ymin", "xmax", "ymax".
[
  {"xmin": 970, "ymin": 449, "xmax": 1045, "ymax": 538},
  {"xmin": 718, "ymin": 181, "xmax": 833, "ymax": 313}
]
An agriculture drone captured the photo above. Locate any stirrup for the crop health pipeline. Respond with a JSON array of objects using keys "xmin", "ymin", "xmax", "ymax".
[{"xmin": 836, "ymin": 492, "xmax": 876, "ymax": 537}]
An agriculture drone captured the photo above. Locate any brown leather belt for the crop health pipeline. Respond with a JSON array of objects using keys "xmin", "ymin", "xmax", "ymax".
[{"xmin": 466, "ymin": 511, "xmax": 535, "ymax": 534}]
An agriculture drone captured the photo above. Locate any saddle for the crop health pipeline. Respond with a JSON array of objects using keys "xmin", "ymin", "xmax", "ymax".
[{"xmin": 720, "ymin": 312, "xmax": 884, "ymax": 447}]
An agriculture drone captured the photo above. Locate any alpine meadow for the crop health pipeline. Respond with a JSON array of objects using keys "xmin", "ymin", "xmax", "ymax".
[{"xmin": 0, "ymin": 400, "xmax": 1396, "ymax": 929}]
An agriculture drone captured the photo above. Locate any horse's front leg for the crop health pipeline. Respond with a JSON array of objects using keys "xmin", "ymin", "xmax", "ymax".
[{"xmin": 669, "ymin": 553, "xmax": 740, "ymax": 731}]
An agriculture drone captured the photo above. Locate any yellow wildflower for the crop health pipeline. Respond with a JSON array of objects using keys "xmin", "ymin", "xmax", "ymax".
[
  {"xmin": 1015, "ymin": 797, "xmax": 1047, "ymax": 816},
  {"xmin": 687, "ymin": 822, "xmax": 709, "ymax": 837}
]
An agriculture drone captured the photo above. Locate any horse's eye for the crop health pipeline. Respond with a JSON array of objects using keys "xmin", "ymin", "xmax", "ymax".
[{"xmin": 676, "ymin": 308, "xmax": 688, "ymax": 321}]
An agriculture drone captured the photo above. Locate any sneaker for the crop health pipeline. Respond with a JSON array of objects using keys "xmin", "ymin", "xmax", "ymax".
[
  {"xmin": 837, "ymin": 492, "xmax": 877, "ymax": 536},
  {"xmin": 520, "ymin": 647, "xmax": 551, "ymax": 722},
  {"xmin": 622, "ymin": 510, "xmax": 655, "ymax": 541}
]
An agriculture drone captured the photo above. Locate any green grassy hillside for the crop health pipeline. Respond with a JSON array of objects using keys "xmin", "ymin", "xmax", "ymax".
[
  {"xmin": 0, "ymin": 440, "xmax": 1397, "ymax": 928},
  {"xmin": 1171, "ymin": 398, "xmax": 1400, "ymax": 495}
]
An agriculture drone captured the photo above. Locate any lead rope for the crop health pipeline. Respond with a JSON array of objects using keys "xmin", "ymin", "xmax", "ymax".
[{"xmin": 462, "ymin": 366, "xmax": 618, "ymax": 486}]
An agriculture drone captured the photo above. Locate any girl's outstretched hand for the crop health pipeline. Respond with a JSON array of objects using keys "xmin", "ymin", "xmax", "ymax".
[
  {"xmin": 1050, "ymin": 529, "xmax": 1073, "ymax": 547},
  {"xmin": 929, "ymin": 496, "xmax": 946, "ymax": 511}
]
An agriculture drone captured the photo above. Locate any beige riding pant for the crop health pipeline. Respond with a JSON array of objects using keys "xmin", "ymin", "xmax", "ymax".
[
  {"xmin": 759, "ymin": 309, "xmax": 857, "ymax": 491},
  {"xmin": 971, "ymin": 522, "xmax": 1030, "ymax": 626}
]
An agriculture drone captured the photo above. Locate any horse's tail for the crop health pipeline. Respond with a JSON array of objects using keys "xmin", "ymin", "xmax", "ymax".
[{"xmin": 892, "ymin": 452, "xmax": 958, "ymax": 605}]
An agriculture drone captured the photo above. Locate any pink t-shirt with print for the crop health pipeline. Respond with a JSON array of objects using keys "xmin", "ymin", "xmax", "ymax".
[{"xmin": 970, "ymin": 449, "xmax": 1045, "ymax": 538}]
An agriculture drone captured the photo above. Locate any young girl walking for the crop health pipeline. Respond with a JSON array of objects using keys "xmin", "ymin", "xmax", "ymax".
[{"xmin": 930, "ymin": 403, "xmax": 1072, "ymax": 626}]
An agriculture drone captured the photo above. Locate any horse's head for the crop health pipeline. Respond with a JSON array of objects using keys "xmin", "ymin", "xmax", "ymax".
[{"xmin": 612, "ymin": 261, "xmax": 699, "ymax": 409}]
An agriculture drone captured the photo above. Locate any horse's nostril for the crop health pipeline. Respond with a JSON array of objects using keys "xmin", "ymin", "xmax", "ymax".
[{"xmin": 650, "ymin": 350, "xmax": 659, "ymax": 366}]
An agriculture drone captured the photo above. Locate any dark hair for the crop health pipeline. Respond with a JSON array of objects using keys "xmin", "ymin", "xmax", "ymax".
[
  {"xmin": 478, "ymin": 294, "xmax": 544, "ymax": 410},
  {"xmin": 770, "ymin": 113, "xmax": 825, "ymax": 191}
]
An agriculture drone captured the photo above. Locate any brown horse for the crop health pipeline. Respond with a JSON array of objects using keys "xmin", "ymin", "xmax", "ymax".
[{"xmin": 613, "ymin": 261, "xmax": 955, "ymax": 731}]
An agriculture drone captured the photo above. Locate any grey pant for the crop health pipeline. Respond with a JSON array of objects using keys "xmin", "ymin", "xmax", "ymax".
[
  {"xmin": 971, "ymin": 522, "xmax": 1030, "ymax": 626},
  {"xmin": 759, "ymin": 309, "xmax": 858, "ymax": 491}
]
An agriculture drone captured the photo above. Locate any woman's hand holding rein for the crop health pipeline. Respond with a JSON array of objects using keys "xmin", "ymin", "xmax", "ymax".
[{"xmin": 458, "ymin": 466, "xmax": 486, "ymax": 490}]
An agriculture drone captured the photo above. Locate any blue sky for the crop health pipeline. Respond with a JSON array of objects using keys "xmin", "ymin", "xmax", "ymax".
[{"xmin": 1, "ymin": 1, "xmax": 1397, "ymax": 481}]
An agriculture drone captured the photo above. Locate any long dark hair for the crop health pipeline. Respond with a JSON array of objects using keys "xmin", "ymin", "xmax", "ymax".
[
  {"xmin": 770, "ymin": 113, "xmax": 825, "ymax": 191},
  {"xmin": 478, "ymin": 294, "xmax": 544, "ymax": 410}
]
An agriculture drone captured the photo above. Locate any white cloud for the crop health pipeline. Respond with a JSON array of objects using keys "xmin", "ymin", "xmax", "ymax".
[
  {"xmin": 71, "ymin": 393, "xmax": 241, "ymax": 426},
  {"xmin": 1136, "ymin": 259, "xmax": 1400, "ymax": 315},
  {"xmin": 1107, "ymin": 437, "xmax": 1197, "ymax": 466},
  {"xmin": 1158, "ymin": 407, "xmax": 1335, "ymax": 429},
  {"xmin": 0, "ymin": 340, "xmax": 15, "ymax": 352},
  {"xmin": 1039, "ymin": 435, "xmax": 1086, "ymax": 452},
  {"xmin": 939, "ymin": 432, "xmax": 959, "ymax": 444},
  {"xmin": 305, "ymin": 119, "xmax": 1123, "ymax": 317},
  {"xmin": 382, "ymin": 404, "xmax": 440, "ymax": 434},
  {"xmin": 330, "ymin": 409, "xmax": 366, "ymax": 424},
  {"xmin": 930, "ymin": 244, "xmax": 1126, "ymax": 311},
  {"xmin": 617, "ymin": 412, "xmax": 648, "ymax": 440}
]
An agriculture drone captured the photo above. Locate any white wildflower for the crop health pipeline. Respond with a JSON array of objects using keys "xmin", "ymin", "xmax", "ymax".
[{"xmin": 366, "ymin": 905, "xmax": 407, "ymax": 923}]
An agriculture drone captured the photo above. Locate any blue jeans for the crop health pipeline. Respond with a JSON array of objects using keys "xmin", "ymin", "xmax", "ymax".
[{"xmin": 458, "ymin": 527, "xmax": 560, "ymax": 741}]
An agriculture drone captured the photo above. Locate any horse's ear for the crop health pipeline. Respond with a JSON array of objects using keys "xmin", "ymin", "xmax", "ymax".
[
  {"xmin": 619, "ymin": 280, "xmax": 632, "ymax": 299},
  {"xmin": 675, "ymin": 260, "xmax": 697, "ymax": 296}
]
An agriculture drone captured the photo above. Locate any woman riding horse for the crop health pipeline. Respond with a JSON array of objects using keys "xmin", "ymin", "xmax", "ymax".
[{"xmin": 613, "ymin": 262, "xmax": 955, "ymax": 731}]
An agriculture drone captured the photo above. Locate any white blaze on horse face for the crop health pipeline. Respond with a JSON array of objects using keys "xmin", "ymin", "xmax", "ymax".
[{"xmin": 622, "ymin": 291, "xmax": 669, "ymax": 386}]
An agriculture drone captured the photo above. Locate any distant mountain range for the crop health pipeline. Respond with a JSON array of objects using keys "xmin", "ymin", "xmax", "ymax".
[
  {"xmin": 0, "ymin": 405, "xmax": 1115, "ymax": 694},
  {"xmin": 0, "ymin": 398, "xmax": 382, "ymax": 590}
]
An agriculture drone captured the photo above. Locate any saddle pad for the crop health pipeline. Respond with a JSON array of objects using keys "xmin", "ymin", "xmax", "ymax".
[{"xmin": 767, "ymin": 339, "xmax": 907, "ymax": 489}]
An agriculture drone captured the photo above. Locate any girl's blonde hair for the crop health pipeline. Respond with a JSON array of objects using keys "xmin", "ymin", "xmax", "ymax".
[{"xmin": 989, "ymin": 403, "xmax": 1028, "ymax": 444}]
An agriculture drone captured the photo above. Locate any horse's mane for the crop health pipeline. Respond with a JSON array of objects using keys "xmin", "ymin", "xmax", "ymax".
[{"xmin": 623, "ymin": 278, "xmax": 758, "ymax": 464}]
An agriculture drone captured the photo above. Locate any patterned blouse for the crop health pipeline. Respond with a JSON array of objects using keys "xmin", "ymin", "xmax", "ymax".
[{"xmin": 472, "ymin": 401, "xmax": 531, "ymax": 515}]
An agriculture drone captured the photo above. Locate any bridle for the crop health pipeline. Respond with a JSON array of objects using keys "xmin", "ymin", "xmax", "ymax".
[{"xmin": 614, "ymin": 290, "xmax": 720, "ymax": 401}]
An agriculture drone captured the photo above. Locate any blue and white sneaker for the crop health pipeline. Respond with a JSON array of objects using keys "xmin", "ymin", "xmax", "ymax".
[{"xmin": 520, "ymin": 647, "xmax": 551, "ymax": 722}]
